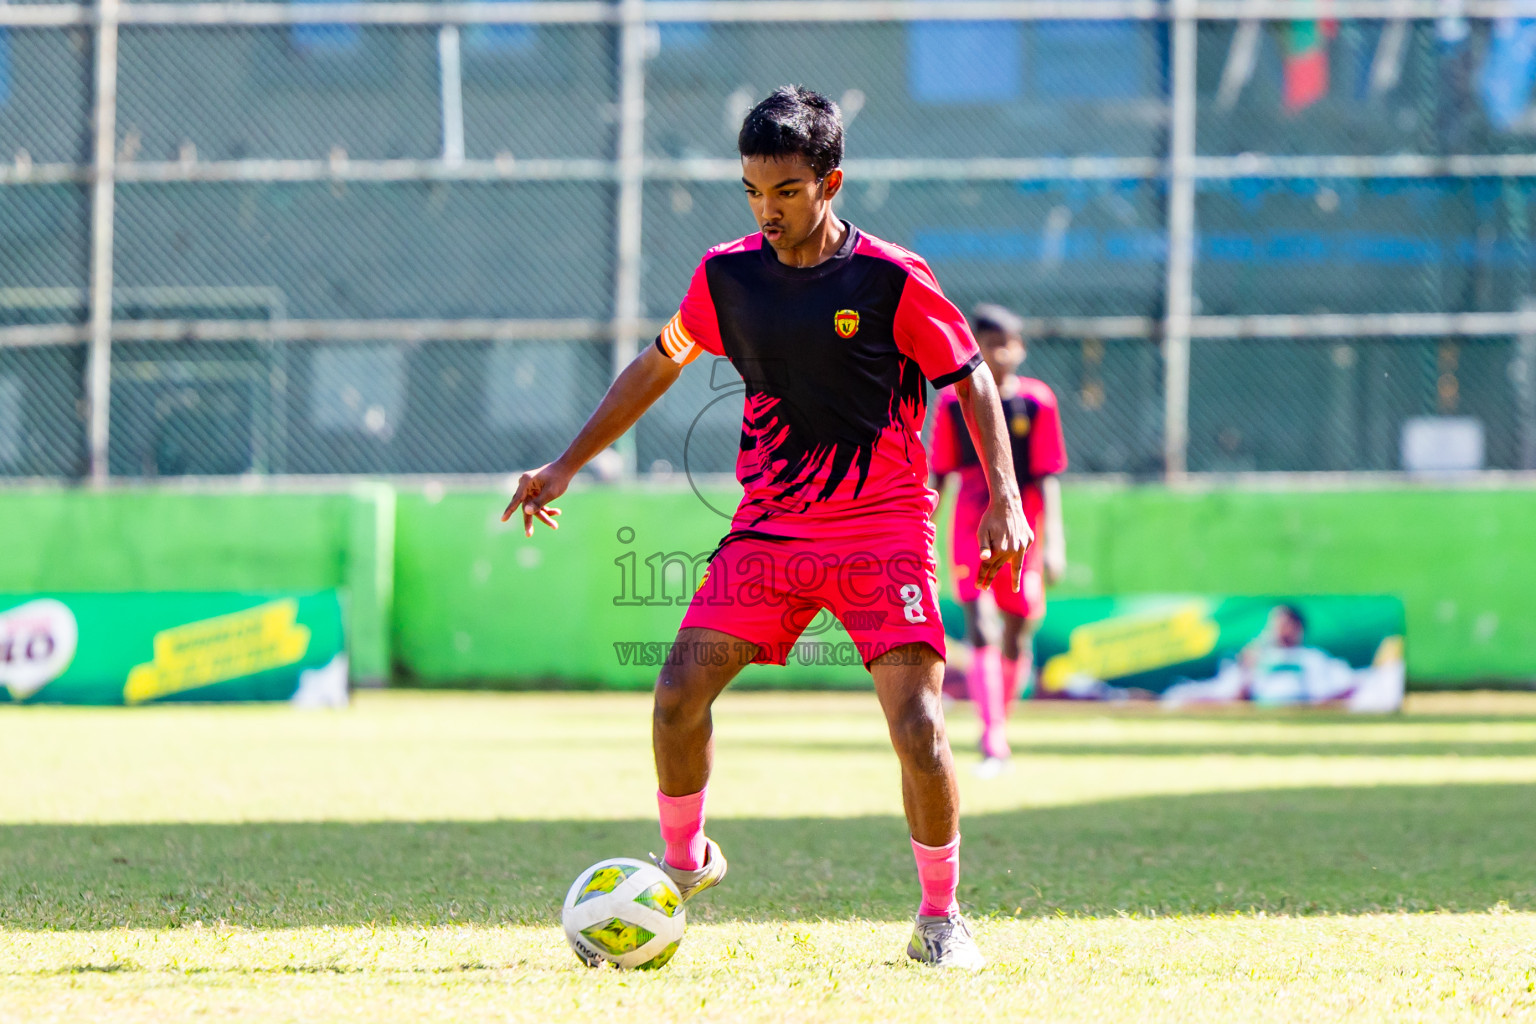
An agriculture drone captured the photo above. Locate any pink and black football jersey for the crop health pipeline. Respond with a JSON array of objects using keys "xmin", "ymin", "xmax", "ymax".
[
  {"xmin": 654, "ymin": 223, "xmax": 981, "ymax": 538},
  {"xmin": 931, "ymin": 375, "xmax": 1068, "ymax": 533}
]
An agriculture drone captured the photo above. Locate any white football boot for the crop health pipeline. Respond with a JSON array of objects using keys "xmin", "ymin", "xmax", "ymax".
[
  {"xmin": 906, "ymin": 910, "xmax": 986, "ymax": 970},
  {"xmin": 973, "ymin": 755, "xmax": 1010, "ymax": 780},
  {"xmin": 650, "ymin": 837, "xmax": 728, "ymax": 904}
]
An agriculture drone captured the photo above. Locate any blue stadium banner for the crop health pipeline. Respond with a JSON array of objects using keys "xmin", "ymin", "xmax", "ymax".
[
  {"xmin": 1030, "ymin": 595, "xmax": 1406, "ymax": 712},
  {"xmin": 0, "ymin": 592, "xmax": 347, "ymax": 706}
]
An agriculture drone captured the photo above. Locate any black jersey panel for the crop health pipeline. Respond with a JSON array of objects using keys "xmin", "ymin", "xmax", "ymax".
[{"xmin": 703, "ymin": 247, "xmax": 928, "ymax": 509}]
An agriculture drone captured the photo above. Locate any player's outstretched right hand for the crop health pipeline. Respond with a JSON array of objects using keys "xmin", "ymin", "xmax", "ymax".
[{"xmin": 501, "ymin": 463, "xmax": 571, "ymax": 537}]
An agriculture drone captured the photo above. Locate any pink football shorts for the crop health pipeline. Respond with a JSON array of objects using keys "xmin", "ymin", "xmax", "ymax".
[
  {"xmin": 679, "ymin": 519, "xmax": 947, "ymax": 668},
  {"xmin": 949, "ymin": 502, "xmax": 1046, "ymax": 619}
]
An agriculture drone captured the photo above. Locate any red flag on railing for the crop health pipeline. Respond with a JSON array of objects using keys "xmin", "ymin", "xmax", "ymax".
[{"xmin": 1282, "ymin": 19, "xmax": 1333, "ymax": 112}]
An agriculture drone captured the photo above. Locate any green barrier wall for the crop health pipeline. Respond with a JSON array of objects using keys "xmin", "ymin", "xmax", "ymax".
[
  {"xmin": 5, "ymin": 482, "xmax": 1534, "ymax": 687},
  {"xmin": 392, "ymin": 482, "xmax": 1536, "ymax": 688},
  {"xmin": 1052, "ymin": 486, "xmax": 1536, "ymax": 684},
  {"xmin": 0, "ymin": 591, "xmax": 346, "ymax": 705},
  {"xmin": 0, "ymin": 487, "xmax": 393, "ymax": 686},
  {"xmin": 392, "ymin": 484, "xmax": 866, "ymax": 689}
]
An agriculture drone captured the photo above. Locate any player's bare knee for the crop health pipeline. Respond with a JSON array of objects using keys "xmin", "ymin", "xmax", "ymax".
[
  {"xmin": 653, "ymin": 666, "xmax": 712, "ymax": 730},
  {"xmin": 1000, "ymin": 633, "xmax": 1021, "ymax": 663},
  {"xmin": 651, "ymin": 676, "xmax": 693, "ymax": 730},
  {"xmin": 889, "ymin": 696, "xmax": 947, "ymax": 774}
]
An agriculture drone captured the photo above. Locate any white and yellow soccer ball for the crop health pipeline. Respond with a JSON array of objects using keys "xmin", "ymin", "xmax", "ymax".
[{"xmin": 562, "ymin": 858, "xmax": 686, "ymax": 970}]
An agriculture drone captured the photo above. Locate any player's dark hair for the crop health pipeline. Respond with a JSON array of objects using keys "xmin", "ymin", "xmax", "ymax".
[
  {"xmin": 1277, "ymin": 603, "xmax": 1307, "ymax": 631},
  {"xmin": 973, "ymin": 303, "xmax": 1025, "ymax": 338},
  {"xmin": 737, "ymin": 86, "xmax": 844, "ymax": 180}
]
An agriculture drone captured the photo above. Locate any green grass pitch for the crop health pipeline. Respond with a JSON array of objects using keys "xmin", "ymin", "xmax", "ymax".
[{"xmin": 1, "ymin": 690, "xmax": 1534, "ymax": 1022}]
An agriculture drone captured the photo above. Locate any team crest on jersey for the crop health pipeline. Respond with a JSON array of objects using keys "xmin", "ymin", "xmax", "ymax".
[
  {"xmin": 1011, "ymin": 413, "xmax": 1031, "ymax": 437},
  {"xmin": 834, "ymin": 309, "xmax": 860, "ymax": 338}
]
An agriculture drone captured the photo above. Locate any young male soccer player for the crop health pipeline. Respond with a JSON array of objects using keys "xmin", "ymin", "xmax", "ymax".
[
  {"xmin": 931, "ymin": 305, "xmax": 1067, "ymax": 777},
  {"xmin": 503, "ymin": 87, "xmax": 1030, "ymax": 970}
]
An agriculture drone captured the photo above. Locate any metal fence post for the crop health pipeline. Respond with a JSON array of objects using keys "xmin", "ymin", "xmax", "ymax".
[
  {"xmin": 609, "ymin": 0, "xmax": 647, "ymax": 475},
  {"xmin": 86, "ymin": 0, "xmax": 120, "ymax": 482},
  {"xmin": 1163, "ymin": 0, "xmax": 1197, "ymax": 480},
  {"xmin": 438, "ymin": 24, "xmax": 465, "ymax": 167},
  {"xmin": 1518, "ymin": 298, "xmax": 1536, "ymax": 470}
]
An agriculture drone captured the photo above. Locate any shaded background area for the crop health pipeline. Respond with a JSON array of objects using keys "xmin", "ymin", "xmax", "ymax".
[
  {"xmin": 4, "ymin": 14, "xmax": 1536, "ymax": 478},
  {"xmin": 4, "ymin": 5, "xmax": 1536, "ymax": 694}
]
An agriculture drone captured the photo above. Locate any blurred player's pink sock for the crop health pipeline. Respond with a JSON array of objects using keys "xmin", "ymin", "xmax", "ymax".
[
  {"xmin": 1002, "ymin": 657, "xmax": 1020, "ymax": 703},
  {"xmin": 911, "ymin": 835, "xmax": 961, "ymax": 916},
  {"xmin": 657, "ymin": 787, "xmax": 707, "ymax": 871},
  {"xmin": 967, "ymin": 647, "xmax": 1010, "ymax": 759}
]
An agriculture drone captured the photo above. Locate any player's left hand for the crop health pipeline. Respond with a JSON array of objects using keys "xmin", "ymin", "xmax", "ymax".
[
  {"xmin": 501, "ymin": 461, "xmax": 571, "ymax": 537},
  {"xmin": 1044, "ymin": 551, "xmax": 1067, "ymax": 585},
  {"xmin": 976, "ymin": 496, "xmax": 1032, "ymax": 591}
]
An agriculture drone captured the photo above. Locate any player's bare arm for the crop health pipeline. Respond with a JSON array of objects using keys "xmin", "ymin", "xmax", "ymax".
[
  {"xmin": 1041, "ymin": 474, "xmax": 1067, "ymax": 583},
  {"xmin": 501, "ymin": 345, "xmax": 682, "ymax": 535},
  {"xmin": 950, "ymin": 367, "xmax": 1032, "ymax": 590}
]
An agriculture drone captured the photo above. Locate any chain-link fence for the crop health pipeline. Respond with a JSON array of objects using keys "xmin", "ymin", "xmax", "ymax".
[{"xmin": 3, "ymin": 2, "xmax": 1536, "ymax": 480}]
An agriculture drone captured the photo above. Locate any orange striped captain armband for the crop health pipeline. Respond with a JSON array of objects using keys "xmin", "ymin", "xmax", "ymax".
[{"xmin": 658, "ymin": 312, "xmax": 704, "ymax": 366}]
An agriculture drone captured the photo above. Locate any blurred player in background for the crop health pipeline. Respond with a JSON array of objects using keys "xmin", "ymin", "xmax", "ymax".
[
  {"xmin": 931, "ymin": 305, "xmax": 1068, "ymax": 777},
  {"xmin": 504, "ymin": 87, "xmax": 1030, "ymax": 969},
  {"xmin": 1164, "ymin": 604, "xmax": 1359, "ymax": 707}
]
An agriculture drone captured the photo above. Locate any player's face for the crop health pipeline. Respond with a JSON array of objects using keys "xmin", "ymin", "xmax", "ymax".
[
  {"xmin": 977, "ymin": 329, "xmax": 1025, "ymax": 379},
  {"xmin": 741, "ymin": 155, "xmax": 843, "ymax": 252},
  {"xmin": 1271, "ymin": 608, "xmax": 1305, "ymax": 646}
]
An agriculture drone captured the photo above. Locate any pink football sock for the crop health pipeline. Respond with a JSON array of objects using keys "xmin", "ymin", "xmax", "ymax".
[
  {"xmin": 657, "ymin": 787, "xmax": 708, "ymax": 871},
  {"xmin": 911, "ymin": 835, "xmax": 961, "ymax": 917},
  {"xmin": 967, "ymin": 647, "xmax": 1010, "ymax": 759},
  {"xmin": 1002, "ymin": 657, "xmax": 1021, "ymax": 704}
]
